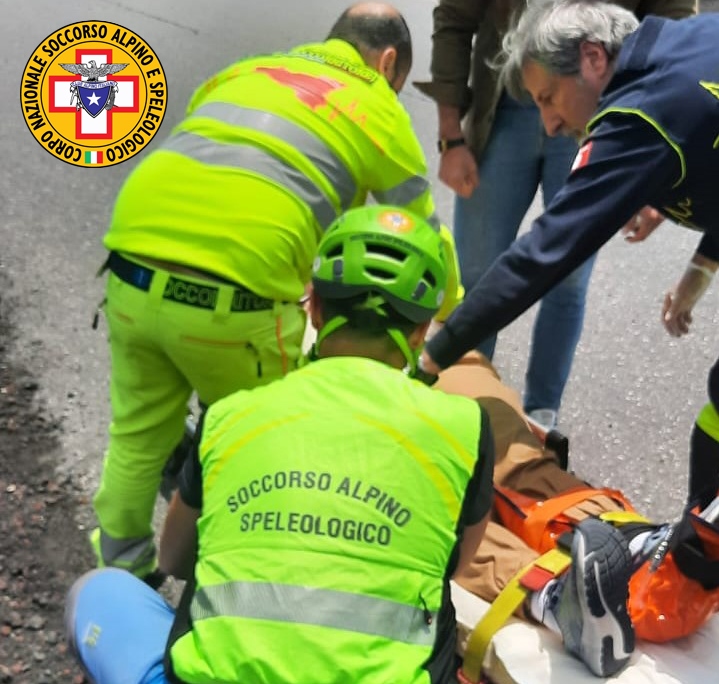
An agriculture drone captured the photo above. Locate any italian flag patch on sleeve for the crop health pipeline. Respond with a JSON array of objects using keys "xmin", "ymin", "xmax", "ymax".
[
  {"xmin": 570, "ymin": 141, "xmax": 593, "ymax": 173},
  {"xmin": 84, "ymin": 151, "xmax": 103, "ymax": 165}
]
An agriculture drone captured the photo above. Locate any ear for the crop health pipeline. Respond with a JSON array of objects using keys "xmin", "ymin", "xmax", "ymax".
[
  {"xmin": 377, "ymin": 46, "xmax": 397, "ymax": 81},
  {"xmin": 407, "ymin": 320, "xmax": 432, "ymax": 350},
  {"xmin": 309, "ymin": 288, "xmax": 324, "ymax": 331},
  {"xmin": 579, "ymin": 41, "xmax": 609, "ymax": 79}
]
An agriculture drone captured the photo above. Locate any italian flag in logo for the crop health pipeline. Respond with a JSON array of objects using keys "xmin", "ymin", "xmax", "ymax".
[{"xmin": 84, "ymin": 150, "xmax": 103, "ymax": 165}]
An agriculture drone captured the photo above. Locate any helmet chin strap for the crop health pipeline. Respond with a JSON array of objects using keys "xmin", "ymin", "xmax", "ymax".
[
  {"xmin": 386, "ymin": 327, "xmax": 420, "ymax": 375},
  {"xmin": 309, "ymin": 315, "xmax": 348, "ymax": 361},
  {"xmin": 310, "ymin": 295, "xmax": 420, "ymax": 374}
]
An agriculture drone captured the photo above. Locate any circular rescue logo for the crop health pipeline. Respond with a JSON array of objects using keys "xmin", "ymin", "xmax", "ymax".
[
  {"xmin": 377, "ymin": 210, "xmax": 415, "ymax": 234},
  {"xmin": 20, "ymin": 21, "xmax": 167, "ymax": 168}
]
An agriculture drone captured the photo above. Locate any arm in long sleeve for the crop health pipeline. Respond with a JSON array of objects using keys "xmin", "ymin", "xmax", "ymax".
[
  {"xmin": 413, "ymin": 0, "xmax": 485, "ymax": 112},
  {"xmin": 426, "ymin": 115, "xmax": 683, "ymax": 369},
  {"xmin": 635, "ymin": 0, "xmax": 697, "ymax": 19}
]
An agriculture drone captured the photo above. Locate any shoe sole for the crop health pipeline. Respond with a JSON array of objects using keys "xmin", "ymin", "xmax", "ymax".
[{"xmin": 573, "ymin": 518, "xmax": 635, "ymax": 676}]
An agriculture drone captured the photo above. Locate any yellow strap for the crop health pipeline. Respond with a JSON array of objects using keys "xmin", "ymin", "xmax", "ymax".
[
  {"xmin": 600, "ymin": 510, "xmax": 650, "ymax": 525},
  {"xmin": 461, "ymin": 548, "xmax": 572, "ymax": 683}
]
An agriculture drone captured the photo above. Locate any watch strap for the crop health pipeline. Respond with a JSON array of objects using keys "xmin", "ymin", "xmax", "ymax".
[{"xmin": 438, "ymin": 136, "xmax": 466, "ymax": 153}]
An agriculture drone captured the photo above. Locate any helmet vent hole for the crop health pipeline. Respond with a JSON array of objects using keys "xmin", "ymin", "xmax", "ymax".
[
  {"xmin": 326, "ymin": 245, "xmax": 343, "ymax": 259},
  {"xmin": 366, "ymin": 266, "xmax": 396, "ymax": 281},
  {"xmin": 365, "ymin": 242, "xmax": 406, "ymax": 263},
  {"xmin": 422, "ymin": 270, "xmax": 436, "ymax": 288},
  {"xmin": 412, "ymin": 281, "xmax": 428, "ymax": 301}
]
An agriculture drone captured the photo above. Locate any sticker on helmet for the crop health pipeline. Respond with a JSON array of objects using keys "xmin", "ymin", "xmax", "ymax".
[{"xmin": 378, "ymin": 210, "xmax": 415, "ymax": 233}]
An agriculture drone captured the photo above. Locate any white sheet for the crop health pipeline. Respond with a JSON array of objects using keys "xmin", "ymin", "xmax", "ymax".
[{"xmin": 451, "ymin": 581, "xmax": 719, "ymax": 684}]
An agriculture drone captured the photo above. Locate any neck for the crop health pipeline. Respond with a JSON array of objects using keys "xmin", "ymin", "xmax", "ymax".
[
  {"xmin": 316, "ymin": 336, "xmax": 406, "ymax": 370},
  {"xmin": 600, "ymin": 63, "xmax": 617, "ymax": 92}
]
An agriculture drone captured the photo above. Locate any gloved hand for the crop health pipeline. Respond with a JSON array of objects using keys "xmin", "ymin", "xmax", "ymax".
[{"xmin": 662, "ymin": 260, "xmax": 716, "ymax": 337}]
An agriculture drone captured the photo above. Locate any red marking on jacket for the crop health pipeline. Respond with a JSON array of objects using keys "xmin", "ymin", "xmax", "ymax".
[{"xmin": 255, "ymin": 66, "xmax": 345, "ymax": 110}]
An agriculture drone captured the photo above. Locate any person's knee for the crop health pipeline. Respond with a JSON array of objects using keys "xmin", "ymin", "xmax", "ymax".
[
  {"xmin": 65, "ymin": 568, "xmax": 125, "ymax": 656},
  {"xmin": 66, "ymin": 567, "xmax": 127, "ymax": 604},
  {"xmin": 65, "ymin": 568, "xmax": 171, "ymax": 684}
]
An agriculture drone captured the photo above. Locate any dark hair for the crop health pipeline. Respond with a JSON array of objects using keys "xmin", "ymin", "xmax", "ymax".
[
  {"xmin": 319, "ymin": 292, "xmax": 417, "ymax": 339},
  {"xmin": 327, "ymin": 8, "xmax": 412, "ymax": 77}
]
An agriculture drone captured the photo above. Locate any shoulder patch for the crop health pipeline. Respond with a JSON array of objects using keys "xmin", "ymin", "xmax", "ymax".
[{"xmin": 571, "ymin": 141, "xmax": 593, "ymax": 172}]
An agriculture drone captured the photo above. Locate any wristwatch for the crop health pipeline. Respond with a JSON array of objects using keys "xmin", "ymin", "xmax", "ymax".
[
  {"xmin": 437, "ymin": 136, "xmax": 466, "ymax": 153},
  {"xmin": 413, "ymin": 353, "xmax": 439, "ymax": 386}
]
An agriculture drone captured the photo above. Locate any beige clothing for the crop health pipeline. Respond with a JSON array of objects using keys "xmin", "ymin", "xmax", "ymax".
[{"xmin": 436, "ymin": 353, "xmax": 625, "ymax": 603}]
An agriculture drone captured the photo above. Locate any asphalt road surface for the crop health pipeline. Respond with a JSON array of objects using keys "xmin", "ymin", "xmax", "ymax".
[{"xmin": 3, "ymin": 0, "xmax": 719, "ymax": 545}]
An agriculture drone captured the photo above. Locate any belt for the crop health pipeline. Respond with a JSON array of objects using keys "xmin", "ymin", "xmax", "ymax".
[{"xmin": 105, "ymin": 252, "xmax": 275, "ymax": 312}]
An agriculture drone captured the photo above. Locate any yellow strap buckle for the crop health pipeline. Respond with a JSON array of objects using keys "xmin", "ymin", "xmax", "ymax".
[{"xmin": 460, "ymin": 548, "xmax": 571, "ymax": 683}]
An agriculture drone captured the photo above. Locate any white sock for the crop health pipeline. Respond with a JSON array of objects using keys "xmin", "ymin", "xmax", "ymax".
[
  {"xmin": 628, "ymin": 530, "xmax": 652, "ymax": 558},
  {"xmin": 529, "ymin": 579, "xmax": 561, "ymax": 635}
]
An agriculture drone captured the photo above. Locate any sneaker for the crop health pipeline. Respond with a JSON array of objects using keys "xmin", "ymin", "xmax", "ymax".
[
  {"xmin": 527, "ymin": 408, "xmax": 558, "ymax": 431},
  {"xmin": 551, "ymin": 517, "xmax": 635, "ymax": 677},
  {"xmin": 614, "ymin": 520, "xmax": 672, "ymax": 572}
]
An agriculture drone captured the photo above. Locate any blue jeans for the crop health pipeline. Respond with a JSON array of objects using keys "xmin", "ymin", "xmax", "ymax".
[
  {"xmin": 454, "ymin": 94, "xmax": 597, "ymax": 413},
  {"xmin": 65, "ymin": 569, "xmax": 173, "ymax": 684}
]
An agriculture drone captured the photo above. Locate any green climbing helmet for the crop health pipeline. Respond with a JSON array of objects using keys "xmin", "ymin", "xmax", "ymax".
[{"xmin": 312, "ymin": 205, "xmax": 447, "ymax": 323}]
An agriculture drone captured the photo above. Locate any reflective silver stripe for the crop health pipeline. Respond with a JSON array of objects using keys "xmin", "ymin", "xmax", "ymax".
[
  {"xmin": 373, "ymin": 174, "xmax": 429, "ymax": 204},
  {"xmin": 95, "ymin": 530, "xmax": 155, "ymax": 570},
  {"xmin": 425, "ymin": 212, "xmax": 441, "ymax": 231},
  {"xmin": 164, "ymin": 132, "xmax": 338, "ymax": 228},
  {"xmin": 191, "ymin": 581, "xmax": 436, "ymax": 646},
  {"xmin": 373, "ymin": 176, "xmax": 441, "ymax": 230},
  {"xmin": 189, "ymin": 102, "xmax": 357, "ymax": 215}
]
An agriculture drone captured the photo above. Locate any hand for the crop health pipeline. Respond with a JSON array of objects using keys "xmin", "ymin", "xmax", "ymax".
[
  {"xmin": 438, "ymin": 146, "xmax": 478, "ymax": 198},
  {"xmin": 419, "ymin": 349, "xmax": 441, "ymax": 376},
  {"xmin": 424, "ymin": 319, "xmax": 444, "ymax": 341},
  {"xmin": 621, "ymin": 206, "xmax": 664, "ymax": 243},
  {"xmin": 662, "ymin": 290, "xmax": 693, "ymax": 337},
  {"xmin": 662, "ymin": 261, "xmax": 715, "ymax": 337}
]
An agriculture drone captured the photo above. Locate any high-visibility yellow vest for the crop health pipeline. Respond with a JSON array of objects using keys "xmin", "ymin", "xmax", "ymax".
[
  {"xmin": 104, "ymin": 39, "xmax": 461, "ymax": 318},
  {"xmin": 170, "ymin": 356, "xmax": 482, "ymax": 683}
]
